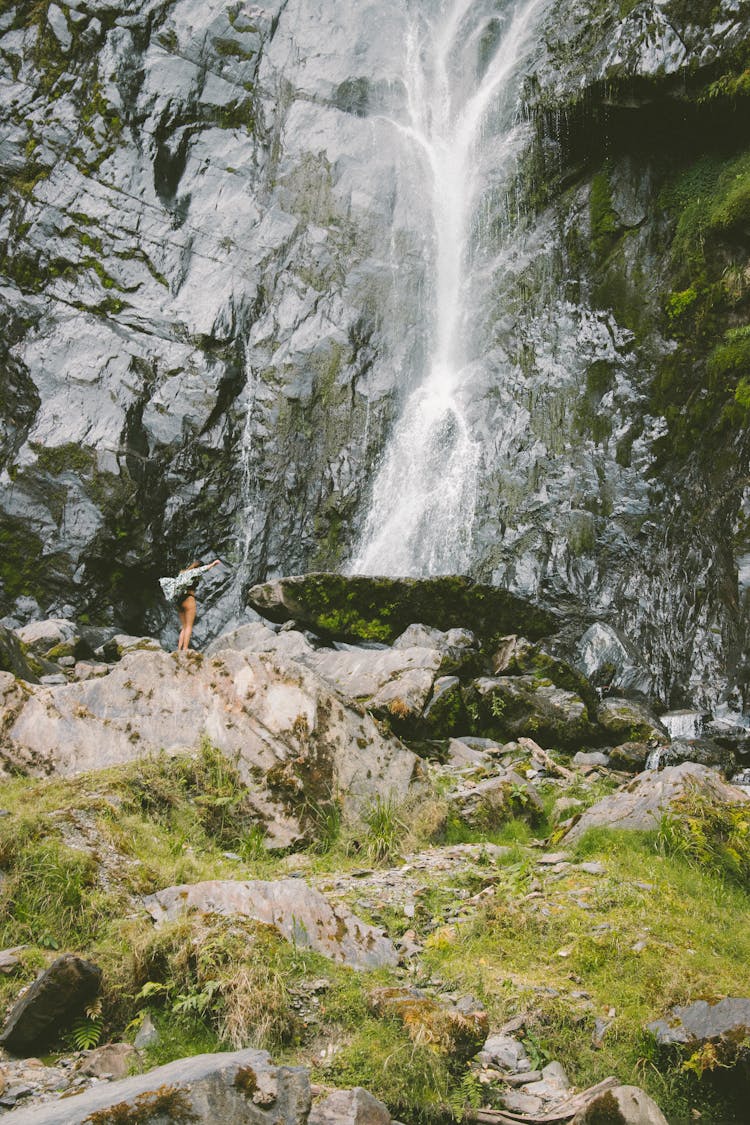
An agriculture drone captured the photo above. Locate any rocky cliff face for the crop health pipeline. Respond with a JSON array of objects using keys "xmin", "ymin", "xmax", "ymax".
[{"xmin": 1, "ymin": 0, "xmax": 750, "ymax": 714}]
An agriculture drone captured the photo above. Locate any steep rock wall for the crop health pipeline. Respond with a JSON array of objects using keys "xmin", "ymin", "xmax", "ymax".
[{"xmin": 2, "ymin": 0, "xmax": 750, "ymax": 712}]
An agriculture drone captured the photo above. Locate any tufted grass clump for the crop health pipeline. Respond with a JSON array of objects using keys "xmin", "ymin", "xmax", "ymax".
[
  {"xmin": 657, "ymin": 794, "xmax": 750, "ymax": 888},
  {"xmin": 361, "ymin": 795, "xmax": 409, "ymax": 863},
  {"xmin": 133, "ymin": 915, "xmax": 300, "ymax": 1051}
]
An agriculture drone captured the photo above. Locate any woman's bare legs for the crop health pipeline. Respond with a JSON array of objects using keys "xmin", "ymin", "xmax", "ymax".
[{"xmin": 177, "ymin": 595, "xmax": 197, "ymax": 650}]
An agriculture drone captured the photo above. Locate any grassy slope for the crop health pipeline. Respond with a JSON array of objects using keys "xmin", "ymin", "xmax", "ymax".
[{"xmin": 0, "ymin": 747, "xmax": 748, "ymax": 1122}]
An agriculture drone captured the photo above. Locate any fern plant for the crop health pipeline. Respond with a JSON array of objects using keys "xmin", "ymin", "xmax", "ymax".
[{"xmin": 70, "ymin": 999, "xmax": 104, "ymax": 1050}]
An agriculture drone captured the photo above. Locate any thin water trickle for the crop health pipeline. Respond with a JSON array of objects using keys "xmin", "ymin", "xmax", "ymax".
[{"xmin": 351, "ymin": 0, "xmax": 548, "ymax": 576}]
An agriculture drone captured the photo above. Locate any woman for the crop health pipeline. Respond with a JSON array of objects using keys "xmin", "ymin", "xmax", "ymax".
[{"xmin": 159, "ymin": 559, "xmax": 221, "ymax": 651}]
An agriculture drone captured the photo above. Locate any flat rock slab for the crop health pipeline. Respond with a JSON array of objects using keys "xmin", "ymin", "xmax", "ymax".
[
  {"xmin": 144, "ymin": 879, "xmax": 399, "ymax": 970},
  {"xmin": 0, "ymin": 649, "xmax": 418, "ymax": 849},
  {"xmin": 247, "ymin": 573, "xmax": 558, "ymax": 645},
  {"xmin": 648, "ymin": 997, "xmax": 750, "ymax": 1046},
  {"xmin": 564, "ymin": 762, "xmax": 749, "ymax": 842},
  {"xmin": 0, "ymin": 954, "xmax": 101, "ymax": 1055},
  {"xmin": 0, "ymin": 1049, "xmax": 310, "ymax": 1124}
]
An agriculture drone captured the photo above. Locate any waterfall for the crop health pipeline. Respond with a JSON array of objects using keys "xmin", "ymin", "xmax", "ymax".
[
  {"xmin": 659, "ymin": 710, "xmax": 705, "ymax": 741},
  {"xmin": 350, "ymin": 0, "xmax": 548, "ymax": 576}
]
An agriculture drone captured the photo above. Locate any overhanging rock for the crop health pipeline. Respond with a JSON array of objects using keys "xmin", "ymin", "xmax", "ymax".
[{"xmin": 248, "ymin": 573, "xmax": 560, "ymax": 645}]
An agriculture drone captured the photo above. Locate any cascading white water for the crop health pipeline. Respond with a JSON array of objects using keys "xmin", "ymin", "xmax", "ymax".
[{"xmin": 350, "ymin": 0, "xmax": 548, "ymax": 576}]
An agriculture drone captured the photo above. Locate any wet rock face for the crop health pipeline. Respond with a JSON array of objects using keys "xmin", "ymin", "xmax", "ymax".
[{"xmin": 1, "ymin": 0, "xmax": 749, "ymax": 720}]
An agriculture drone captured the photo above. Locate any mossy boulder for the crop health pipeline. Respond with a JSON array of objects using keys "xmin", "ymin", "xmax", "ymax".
[
  {"xmin": 492, "ymin": 634, "xmax": 597, "ymax": 712},
  {"xmin": 465, "ymin": 675, "xmax": 598, "ymax": 749},
  {"xmin": 247, "ymin": 573, "xmax": 559, "ymax": 646},
  {"xmin": 597, "ymin": 698, "xmax": 669, "ymax": 743},
  {"xmin": 0, "ymin": 624, "xmax": 42, "ymax": 683}
]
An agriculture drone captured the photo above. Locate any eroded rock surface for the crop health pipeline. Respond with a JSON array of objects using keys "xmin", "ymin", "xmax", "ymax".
[
  {"xmin": 0, "ymin": 647, "xmax": 418, "ymax": 847},
  {"xmin": 564, "ymin": 763, "xmax": 749, "ymax": 841},
  {"xmin": 144, "ymin": 879, "xmax": 399, "ymax": 970},
  {"xmin": 0, "ymin": 1049, "xmax": 311, "ymax": 1125}
]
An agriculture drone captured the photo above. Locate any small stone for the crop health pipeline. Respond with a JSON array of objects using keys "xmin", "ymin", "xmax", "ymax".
[
  {"xmin": 478, "ymin": 1033, "xmax": 529, "ymax": 1071},
  {"xmin": 133, "ymin": 1012, "xmax": 159, "ymax": 1050},
  {"xmin": 501, "ymin": 1089, "xmax": 543, "ymax": 1114},
  {"xmin": 77, "ymin": 1043, "xmax": 140, "ymax": 1079},
  {"xmin": 308, "ymin": 1086, "xmax": 391, "ymax": 1125},
  {"xmin": 538, "ymin": 852, "xmax": 569, "ymax": 865},
  {"xmin": 577, "ymin": 861, "xmax": 606, "ymax": 875},
  {"xmin": 541, "ymin": 1061, "xmax": 570, "ymax": 1089}
]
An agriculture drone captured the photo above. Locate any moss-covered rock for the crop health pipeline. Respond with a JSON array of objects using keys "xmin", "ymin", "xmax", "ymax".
[
  {"xmin": 0, "ymin": 624, "xmax": 41, "ymax": 683},
  {"xmin": 247, "ymin": 573, "xmax": 559, "ymax": 646},
  {"xmin": 464, "ymin": 675, "xmax": 598, "ymax": 749}
]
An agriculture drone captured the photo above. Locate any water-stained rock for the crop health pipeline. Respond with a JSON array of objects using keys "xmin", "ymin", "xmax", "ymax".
[
  {"xmin": 597, "ymin": 698, "xmax": 669, "ymax": 744},
  {"xmin": 144, "ymin": 879, "xmax": 398, "ymax": 970}
]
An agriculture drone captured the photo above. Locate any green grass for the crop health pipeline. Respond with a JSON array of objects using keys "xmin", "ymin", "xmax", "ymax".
[
  {"xmin": 417, "ymin": 828, "xmax": 750, "ymax": 1120},
  {"xmin": 0, "ymin": 751, "xmax": 747, "ymax": 1121}
]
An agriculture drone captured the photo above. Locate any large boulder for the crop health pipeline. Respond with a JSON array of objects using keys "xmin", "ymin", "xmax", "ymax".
[
  {"xmin": 492, "ymin": 634, "xmax": 596, "ymax": 710},
  {"xmin": 465, "ymin": 676, "xmax": 597, "ymax": 748},
  {"xmin": 209, "ymin": 619, "xmax": 471, "ymax": 732},
  {"xmin": 247, "ymin": 574, "xmax": 559, "ymax": 645},
  {"xmin": 564, "ymin": 763, "xmax": 749, "ymax": 841},
  {"xmin": 0, "ymin": 1049, "xmax": 311, "ymax": 1124},
  {"xmin": 0, "ymin": 625, "xmax": 41, "ymax": 683},
  {"xmin": 596, "ymin": 698, "xmax": 668, "ymax": 744},
  {"xmin": 0, "ymin": 649, "xmax": 419, "ymax": 848},
  {"xmin": 144, "ymin": 879, "xmax": 398, "ymax": 971},
  {"xmin": 0, "ymin": 954, "xmax": 101, "ymax": 1055}
]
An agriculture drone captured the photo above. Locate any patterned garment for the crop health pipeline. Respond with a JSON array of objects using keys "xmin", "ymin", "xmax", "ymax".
[{"xmin": 159, "ymin": 563, "xmax": 215, "ymax": 604}]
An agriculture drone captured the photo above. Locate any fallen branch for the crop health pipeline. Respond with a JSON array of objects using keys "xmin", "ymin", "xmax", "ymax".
[
  {"xmin": 466, "ymin": 1076, "xmax": 619, "ymax": 1124},
  {"xmin": 518, "ymin": 738, "xmax": 576, "ymax": 781}
]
